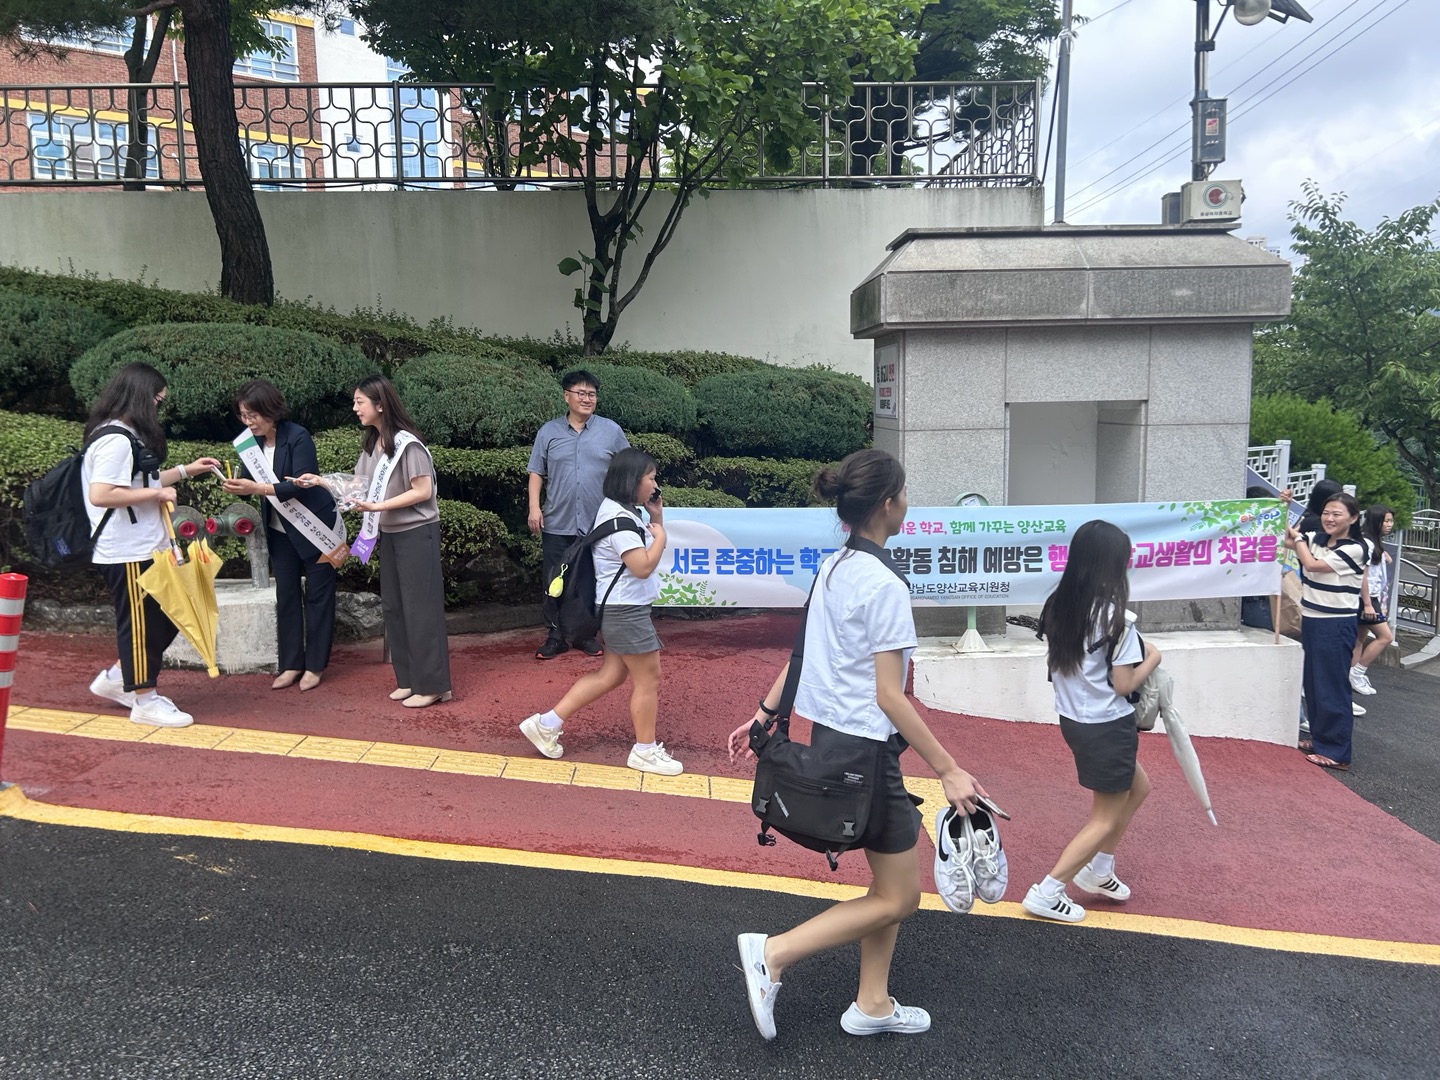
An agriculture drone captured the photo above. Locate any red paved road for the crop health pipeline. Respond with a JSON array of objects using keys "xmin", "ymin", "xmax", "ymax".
[{"xmin": 5, "ymin": 614, "xmax": 1440, "ymax": 947}]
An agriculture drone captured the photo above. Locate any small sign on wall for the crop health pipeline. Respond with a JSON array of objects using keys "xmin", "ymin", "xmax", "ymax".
[{"xmin": 875, "ymin": 344, "xmax": 898, "ymax": 420}]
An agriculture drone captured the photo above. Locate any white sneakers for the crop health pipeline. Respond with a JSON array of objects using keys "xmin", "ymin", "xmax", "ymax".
[
  {"xmin": 933, "ymin": 805, "xmax": 1008, "ymax": 914},
  {"xmin": 737, "ymin": 933, "xmax": 780, "ymax": 1040},
  {"xmin": 519, "ymin": 714, "xmax": 564, "ymax": 759},
  {"xmin": 88, "ymin": 669, "xmax": 135, "ymax": 710},
  {"xmin": 1352, "ymin": 701, "xmax": 1366, "ymax": 717},
  {"xmin": 627, "ymin": 742, "xmax": 683, "ymax": 776},
  {"xmin": 1349, "ymin": 667, "xmax": 1377, "ymax": 695},
  {"xmin": 90, "ymin": 670, "xmax": 192, "ymax": 727},
  {"xmin": 1073, "ymin": 864, "xmax": 1132, "ymax": 901},
  {"xmin": 128, "ymin": 693, "xmax": 193, "ymax": 728},
  {"xmin": 840, "ymin": 999, "xmax": 932, "ymax": 1036},
  {"xmin": 1021, "ymin": 884, "xmax": 1087, "ymax": 923}
]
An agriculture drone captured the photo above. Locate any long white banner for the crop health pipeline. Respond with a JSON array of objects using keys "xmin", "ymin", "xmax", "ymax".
[{"xmin": 653, "ymin": 499, "xmax": 1286, "ymax": 607}]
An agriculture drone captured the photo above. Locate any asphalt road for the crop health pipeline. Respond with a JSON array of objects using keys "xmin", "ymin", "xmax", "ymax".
[{"xmin": 2, "ymin": 819, "xmax": 1438, "ymax": 1080}]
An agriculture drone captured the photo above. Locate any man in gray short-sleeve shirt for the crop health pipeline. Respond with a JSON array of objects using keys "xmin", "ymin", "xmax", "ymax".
[{"xmin": 527, "ymin": 369, "xmax": 630, "ymax": 659}]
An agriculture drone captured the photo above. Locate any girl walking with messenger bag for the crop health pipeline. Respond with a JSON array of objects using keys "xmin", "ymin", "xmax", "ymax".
[{"xmin": 726, "ymin": 449, "xmax": 991, "ymax": 1042}]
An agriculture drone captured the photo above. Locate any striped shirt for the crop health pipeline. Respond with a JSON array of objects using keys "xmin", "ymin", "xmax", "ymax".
[{"xmin": 1299, "ymin": 531, "xmax": 1371, "ymax": 618}]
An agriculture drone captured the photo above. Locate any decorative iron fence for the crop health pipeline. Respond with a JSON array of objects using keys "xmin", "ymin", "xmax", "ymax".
[
  {"xmin": 1395, "ymin": 557, "xmax": 1440, "ymax": 636},
  {"xmin": 0, "ymin": 79, "xmax": 1039, "ymax": 190}
]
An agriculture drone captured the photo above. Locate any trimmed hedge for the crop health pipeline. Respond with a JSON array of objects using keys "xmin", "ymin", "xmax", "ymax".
[
  {"xmin": 0, "ymin": 266, "xmax": 521, "ymax": 369},
  {"xmin": 695, "ymin": 367, "xmax": 870, "ymax": 460},
  {"xmin": 70, "ymin": 323, "xmax": 372, "ymax": 440},
  {"xmin": 583, "ymin": 363, "xmax": 695, "ymax": 437},
  {"xmin": 391, "ymin": 352, "xmax": 561, "ymax": 449},
  {"xmin": 627, "ymin": 432, "xmax": 693, "ymax": 475},
  {"xmin": 572, "ymin": 348, "xmax": 767, "ymax": 386},
  {"xmin": 695, "ymin": 456, "xmax": 831, "ymax": 508},
  {"xmin": 0, "ymin": 289, "xmax": 116, "ymax": 415},
  {"xmin": 659, "ymin": 486, "xmax": 746, "ymax": 508}
]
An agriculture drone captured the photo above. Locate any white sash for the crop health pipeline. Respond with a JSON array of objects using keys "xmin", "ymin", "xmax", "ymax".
[
  {"xmin": 352, "ymin": 430, "xmax": 423, "ymax": 565},
  {"xmin": 233, "ymin": 431, "xmax": 348, "ymax": 566}
]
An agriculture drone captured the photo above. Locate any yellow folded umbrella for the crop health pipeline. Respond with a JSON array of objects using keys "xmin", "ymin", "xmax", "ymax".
[{"xmin": 137, "ymin": 505, "xmax": 224, "ymax": 678}]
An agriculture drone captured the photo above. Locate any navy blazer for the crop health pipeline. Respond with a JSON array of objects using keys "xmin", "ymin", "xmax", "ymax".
[{"xmin": 239, "ymin": 419, "xmax": 339, "ymax": 562}]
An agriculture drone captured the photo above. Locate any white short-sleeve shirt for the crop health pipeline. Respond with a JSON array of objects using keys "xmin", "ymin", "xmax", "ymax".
[
  {"xmin": 80, "ymin": 422, "xmax": 164, "ymax": 565},
  {"xmin": 793, "ymin": 547, "xmax": 917, "ymax": 742},
  {"xmin": 591, "ymin": 498, "xmax": 659, "ymax": 606},
  {"xmin": 1051, "ymin": 611, "xmax": 1143, "ymax": 724}
]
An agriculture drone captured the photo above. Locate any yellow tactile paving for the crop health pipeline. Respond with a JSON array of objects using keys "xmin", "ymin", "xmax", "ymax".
[
  {"xmin": 16, "ymin": 708, "xmax": 100, "ymax": 733},
  {"xmin": 70, "ymin": 715, "xmax": 155, "ymax": 742},
  {"xmin": 640, "ymin": 772, "xmax": 711, "ymax": 798},
  {"xmin": 213, "ymin": 729, "xmax": 307, "ymax": 755},
  {"xmin": 571, "ymin": 762, "xmax": 643, "ymax": 791},
  {"xmin": 359, "ymin": 742, "xmax": 441, "ymax": 770},
  {"xmin": 289, "ymin": 736, "xmax": 374, "ymax": 764},
  {"xmin": 708, "ymin": 776, "xmax": 755, "ymax": 803},
  {"xmin": 431, "ymin": 750, "xmax": 507, "ymax": 777},
  {"xmin": 144, "ymin": 726, "xmax": 238, "ymax": 749},
  {"xmin": 500, "ymin": 758, "xmax": 577, "ymax": 785}
]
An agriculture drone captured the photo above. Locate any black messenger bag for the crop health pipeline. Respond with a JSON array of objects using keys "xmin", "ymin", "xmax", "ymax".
[{"xmin": 749, "ymin": 536, "xmax": 909, "ymax": 871}]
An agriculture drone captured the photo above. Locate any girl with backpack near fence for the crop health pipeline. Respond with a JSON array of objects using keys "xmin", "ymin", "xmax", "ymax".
[
  {"xmin": 83, "ymin": 362, "xmax": 221, "ymax": 728},
  {"xmin": 1024, "ymin": 519, "xmax": 1162, "ymax": 924},
  {"xmin": 518, "ymin": 447, "xmax": 683, "ymax": 777},
  {"xmin": 1350, "ymin": 505, "xmax": 1395, "ymax": 698},
  {"xmin": 727, "ymin": 448, "xmax": 987, "ymax": 1041}
]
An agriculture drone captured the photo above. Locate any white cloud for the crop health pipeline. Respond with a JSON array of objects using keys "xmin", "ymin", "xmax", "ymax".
[{"xmin": 1048, "ymin": 0, "xmax": 1440, "ymax": 254}]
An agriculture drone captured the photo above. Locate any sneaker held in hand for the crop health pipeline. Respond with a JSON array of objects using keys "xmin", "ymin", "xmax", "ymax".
[
  {"xmin": 932, "ymin": 807, "xmax": 976, "ymax": 914},
  {"xmin": 966, "ymin": 806, "xmax": 1009, "ymax": 904}
]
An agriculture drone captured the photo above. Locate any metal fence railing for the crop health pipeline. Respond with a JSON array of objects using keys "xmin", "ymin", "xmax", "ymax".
[{"xmin": 0, "ymin": 79, "xmax": 1040, "ymax": 190}]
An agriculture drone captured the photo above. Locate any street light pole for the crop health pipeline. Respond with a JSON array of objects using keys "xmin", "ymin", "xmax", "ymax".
[
  {"xmin": 1053, "ymin": 0, "xmax": 1074, "ymax": 221},
  {"xmin": 1192, "ymin": 0, "xmax": 1215, "ymax": 182}
]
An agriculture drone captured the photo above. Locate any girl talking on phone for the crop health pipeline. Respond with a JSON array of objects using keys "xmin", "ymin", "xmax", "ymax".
[{"xmin": 518, "ymin": 448, "xmax": 683, "ymax": 776}]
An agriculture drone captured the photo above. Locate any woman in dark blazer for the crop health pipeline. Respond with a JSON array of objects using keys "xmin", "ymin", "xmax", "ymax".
[{"xmin": 222, "ymin": 379, "xmax": 342, "ymax": 691}]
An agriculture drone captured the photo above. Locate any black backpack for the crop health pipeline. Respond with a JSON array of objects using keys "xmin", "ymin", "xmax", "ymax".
[
  {"xmin": 547, "ymin": 515, "xmax": 646, "ymax": 642},
  {"xmin": 22, "ymin": 424, "xmax": 158, "ymax": 571}
]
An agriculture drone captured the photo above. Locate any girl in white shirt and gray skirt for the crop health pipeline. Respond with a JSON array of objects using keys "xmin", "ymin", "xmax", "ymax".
[
  {"xmin": 1024, "ymin": 520, "xmax": 1162, "ymax": 924},
  {"xmin": 728, "ymin": 449, "xmax": 988, "ymax": 1041}
]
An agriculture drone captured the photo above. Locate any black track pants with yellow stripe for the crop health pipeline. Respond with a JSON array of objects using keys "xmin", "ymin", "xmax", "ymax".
[{"xmin": 99, "ymin": 561, "xmax": 180, "ymax": 692}]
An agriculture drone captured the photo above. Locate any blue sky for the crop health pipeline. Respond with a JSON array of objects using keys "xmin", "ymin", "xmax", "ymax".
[{"xmin": 1047, "ymin": 0, "xmax": 1439, "ymax": 254}]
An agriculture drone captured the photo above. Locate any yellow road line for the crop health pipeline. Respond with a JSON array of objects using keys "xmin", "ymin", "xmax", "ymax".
[
  {"xmin": 2, "ymin": 785, "xmax": 1436, "ymax": 968},
  {"xmin": 5, "ymin": 704, "xmax": 750, "ymax": 803}
]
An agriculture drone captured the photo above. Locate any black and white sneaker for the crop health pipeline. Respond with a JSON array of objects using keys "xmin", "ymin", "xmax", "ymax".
[
  {"xmin": 1021, "ymin": 884, "xmax": 1086, "ymax": 923},
  {"xmin": 1073, "ymin": 864, "xmax": 1131, "ymax": 901},
  {"xmin": 967, "ymin": 806, "xmax": 1009, "ymax": 904},
  {"xmin": 932, "ymin": 807, "xmax": 976, "ymax": 914}
]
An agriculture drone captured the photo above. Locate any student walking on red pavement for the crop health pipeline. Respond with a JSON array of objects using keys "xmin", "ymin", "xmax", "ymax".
[
  {"xmin": 83, "ymin": 363, "xmax": 221, "ymax": 728},
  {"xmin": 728, "ymin": 449, "xmax": 987, "ymax": 1040},
  {"xmin": 1022, "ymin": 520, "xmax": 1162, "ymax": 924},
  {"xmin": 527, "ymin": 370, "xmax": 629, "ymax": 660},
  {"xmin": 519, "ymin": 448, "xmax": 683, "ymax": 776}
]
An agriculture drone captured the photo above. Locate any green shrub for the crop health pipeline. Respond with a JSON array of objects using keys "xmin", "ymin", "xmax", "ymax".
[
  {"xmin": 70, "ymin": 323, "xmax": 372, "ymax": 440},
  {"xmin": 0, "ymin": 267, "xmax": 527, "ymax": 369},
  {"xmin": 696, "ymin": 367, "xmax": 870, "ymax": 459},
  {"xmin": 312, "ymin": 427, "xmax": 365, "ymax": 475},
  {"xmin": 1250, "ymin": 393, "xmax": 1416, "ymax": 526},
  {"xmin": 659, "ymin": 485, "xmax": 746, "ymax": 508},
  {"xmin": 0, "ymin": 289, "xmax": 116, "ymax": 416},
  {"xmin": 392, "ymin": 352, "xmax": 562, "ymax": 449},
  {"xmin": 582, "ymin": 363, "xmax": 695, "ymax": 437},
  {"xmin": 695, "ymin": 456, "xmax": 831, "ymax": 508},
  {"xmin": 628, "ymin": 432, "xmax": 694, "ymax": 476},
  {"xmin": 565, "ymin": 348, "xmax": 767, "ymax": 386}
]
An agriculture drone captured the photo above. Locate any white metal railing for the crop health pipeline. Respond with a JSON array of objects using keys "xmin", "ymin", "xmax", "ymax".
[{"xmin": 1246, "ymin": 440, "xmax": 1327, "ymax": 503}]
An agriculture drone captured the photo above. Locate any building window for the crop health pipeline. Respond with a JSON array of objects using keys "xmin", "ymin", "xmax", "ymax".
[
  {"xmin": 39, "ymin": 18, "xmax": 135, "ymax": 55},
  {"xmin": 247, "ymin": 140, "xmax": 305, "ymax": 190},
  {"xmin": 383, "ymin": 59, "xmax": 445, "ymax": 183},
  {"xmin": 27, "ymin": 113, "xmax": 158, "ymax": 180},
  {"xmin": 337, "ymin": 17, "xmax": 356, "ymax": 36},
  {"xmin": 234, "ymin": 19, "xmax": 299, "ymax": 82}
]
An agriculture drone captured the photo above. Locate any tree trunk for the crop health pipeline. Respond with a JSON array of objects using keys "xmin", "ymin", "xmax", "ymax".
[
  {"xmin": 123, "ymin": 12, "xmax": 173, "ymax": 192},
  {"xmin": 180, "ymin": 0, "xmax": 274, "ymax": 305}
]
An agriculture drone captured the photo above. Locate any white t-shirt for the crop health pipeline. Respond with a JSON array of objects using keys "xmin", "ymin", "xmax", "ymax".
[
  {"xmin": 1051, "ymin": 610, "xmax": 1143, "ymax": 724},
  {"xmin": 591, "ymin": 498, "xmax": 658, "ymax": 606},
  {"xmin": 794, "ymin": 548, "xmax": 917, "ymax": 742},
  {"xmin": 80, "ymin": 422, "xmax": 164, "ymax": 565}
]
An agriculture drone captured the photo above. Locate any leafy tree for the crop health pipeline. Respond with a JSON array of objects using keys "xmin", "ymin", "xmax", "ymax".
[
  {"xmin": 0, "ymin": 1, "xmax": 337, "ymax": 306},
  {"xmin": 1249, "ymin": 393, "xmax": 1415, "ymax": 525},
  {"xmin": 1254, "ymin": 184, "xmax": 1440, "ymax": 506},
  {"xmin": 351, "ymin": 0, "xmax": 925, "ymax": 355}
]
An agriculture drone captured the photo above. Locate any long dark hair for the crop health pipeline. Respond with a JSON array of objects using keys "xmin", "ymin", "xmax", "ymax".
[
  {"xmin": 814, "ymin": 449, "xmax": 906, "ymax": 583},
  {"xmin": 356, "ymin": 375, "xmax": 421, "ymax": 457},
  {"xmin": 85, "ymin": 362, "xmax": 167, "ymax": 461},
  {"xmin": 1362, "ymin": 504, "xmax": 1393, "ymax": 565},
  {"xmin": 602, "ymin": 447, "xmax": 657, "ymax": 505},
  {"xmin": 1315, "ymin": 491, "xmax": 1362, "ymax": 544},
  {"xmin": 1039, "ymin": 520, "xmax": 1132, "ymax": 677}
]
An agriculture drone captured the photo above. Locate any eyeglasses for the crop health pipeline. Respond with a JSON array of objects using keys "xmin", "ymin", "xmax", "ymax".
[
  {"xmin": 238, "ymin": 409, "xmax": 264, "ymax": 424},
  {"xmin": 566, "ymin": 389, "xmax": 598, "ymax": 400}
]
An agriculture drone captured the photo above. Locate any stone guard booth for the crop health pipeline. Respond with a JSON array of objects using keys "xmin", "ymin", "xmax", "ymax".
[{"xmin": 850, "ymin": 224, "xmax": 1301, "ymax": 743}]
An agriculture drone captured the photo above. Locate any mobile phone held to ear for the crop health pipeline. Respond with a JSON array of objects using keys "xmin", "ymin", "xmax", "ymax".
[{"xmin": 647, "ymin": 486, "xmax": 663, "ymax": 505}]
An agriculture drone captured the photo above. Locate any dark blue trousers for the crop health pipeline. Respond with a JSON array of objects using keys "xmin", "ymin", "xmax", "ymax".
[
  {"xmin": 268, "ymin": 527, "xmax": 336, "ymax": 674},
  {"xmin": 1301, "ymin": 615, "xmax": 1357, "ymax": 764}
]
